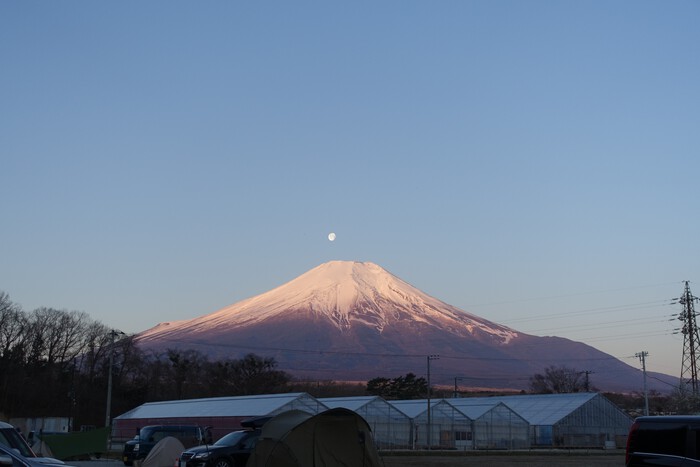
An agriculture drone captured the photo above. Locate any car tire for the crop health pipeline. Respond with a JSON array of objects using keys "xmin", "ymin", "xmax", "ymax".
[{"xmin": 211, "ymin": 458, "xmax": 231, "ymax": 467}]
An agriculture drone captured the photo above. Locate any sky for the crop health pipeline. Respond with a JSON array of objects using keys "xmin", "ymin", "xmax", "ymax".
[{"xmin": 1, "ymin": 1, "xmax": 699, "ymax": 382}]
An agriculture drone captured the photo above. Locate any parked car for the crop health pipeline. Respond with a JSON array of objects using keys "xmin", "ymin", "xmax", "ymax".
[
  {"xmin": 626, "ymin": 415, "xmax": 700, "ymax": 466},
  {"xmin": 0, "ymin": 423, "xmax": 63, "ymax": 466},
  {"xmin": 0, "ymin": 445, "xmax": 68, "ymax": 467},
  {"xmin": 123, "ymin": 426, "xmax": 209, "ymax": 466},
  {"xmin": 178, "ymin": 429, "xmax": 260, "ymax": 467}
]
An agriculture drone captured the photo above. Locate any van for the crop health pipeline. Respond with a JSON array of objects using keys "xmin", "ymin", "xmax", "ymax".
[
  {"xmin": 122, "ymin": 425, "xmax": 209, "ymax": 466},
  {"xmin": 626, "ymin": 416, "xmax": 700, "ymax": 466}
]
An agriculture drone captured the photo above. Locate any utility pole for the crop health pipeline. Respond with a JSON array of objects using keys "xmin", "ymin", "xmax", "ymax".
[
  {"xmin": 454, "ymin": 377, "xmax": 467, "ymax": 398},
  {"xmin": 105, "ymin": 330, "xmax": 124, "ymax": 428},
  {"xmin": 636, "ymin": 351, "xmax": 649, "ymax": 416},
  {"xmin": 678, "ymin": 281, "xmax": 700, "ymax": 395},
  {"xmin": 582, "ymin": 370, "xmax": 594, "ymax": 392},
  {"xmin": 426, "ymin": 354, "xmax": 439, "ymax": 450}
]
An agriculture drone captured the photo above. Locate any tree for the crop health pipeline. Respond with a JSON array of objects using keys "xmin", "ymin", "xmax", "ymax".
[
  {"xmin": 529, "ymin": 366, "xmax": 592, "ymax": 394},
  {"xmin": 229, "ymin": 353, "xmax": 290, "ymax": 395},
  {"xmin": 667, "ymin": 386, "xmax": 700, "ymax": 414},
  {"xmin": 366, "ymin": 373, "xmax": 428, "ymax": 400},
  {"xmin": 168, "ymin": 349, "xmax": 207, "ymax": 400}
]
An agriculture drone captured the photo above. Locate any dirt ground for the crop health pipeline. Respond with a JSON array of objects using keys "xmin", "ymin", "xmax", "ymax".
[
  {"xmin": 72, "ymin": 450, "xmax": 625, "ymax": 467},
  {"xmin": 379, "ymin": 451, "xmax": 625, "ymax": 467}
]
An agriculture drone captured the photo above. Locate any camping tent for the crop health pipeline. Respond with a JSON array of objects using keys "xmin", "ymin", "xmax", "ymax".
[
  {"xmin": 141, "ymin": 437, "xmax": 185, "ymax": 467},
  {"xmin": 247, "ymin": 408, "xmax": 382, "ymax": 467}
]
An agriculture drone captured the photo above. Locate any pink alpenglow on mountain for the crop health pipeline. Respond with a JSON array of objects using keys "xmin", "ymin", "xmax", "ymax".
[{"xmin": 136, "ymin": 260, "xmax": 674, "ymax": 392}]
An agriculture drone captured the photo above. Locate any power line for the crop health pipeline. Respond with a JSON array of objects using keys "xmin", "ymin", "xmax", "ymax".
[
  {"xmin": 465, "ymin": 282, "xmax": 681, "ymax": 310},
  {"xmin": 500, "ymin": 300, "xmax": 673, "ymax": 325}
]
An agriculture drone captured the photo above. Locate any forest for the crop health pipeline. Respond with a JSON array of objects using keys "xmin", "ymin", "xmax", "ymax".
[{"xmin": 0, "ymin": 291, "xmax": 305, "ymax": 428}]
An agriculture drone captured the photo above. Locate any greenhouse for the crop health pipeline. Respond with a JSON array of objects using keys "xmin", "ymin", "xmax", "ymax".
[
  {"xmin": 445, "ymin": 400, "xmax": 529, "ymax": 449},
  {"xmin": 457, "ymin": 393, "xmax": 633, "ymax": 448},
  {"xmin": 318, "ymin": 396, "xmax": 412, "ymax": 449},
  {"xmin": 111, "ymin": 392, "xmax": 633, "ymax": 451},
  {"xmin": 389, "ymin": 399, "xmax": 472, "ymax": 449}
]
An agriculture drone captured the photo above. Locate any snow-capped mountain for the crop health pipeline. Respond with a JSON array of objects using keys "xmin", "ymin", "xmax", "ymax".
[{"xmin": 136, "ymin": 260, "xmax": 673, "ymax": 392}]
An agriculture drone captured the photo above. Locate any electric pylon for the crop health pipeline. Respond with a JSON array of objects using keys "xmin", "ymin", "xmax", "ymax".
[{"xmin": 678, "ymin": 281, "xmax": 700, "ymax": 395}]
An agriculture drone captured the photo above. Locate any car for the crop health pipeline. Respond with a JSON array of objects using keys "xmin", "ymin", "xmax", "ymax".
[
  {"xmin": 626, "ymin": 415, "xmax": 700, "ymax": 466},
  {"xmin": 0, "ymin": 423, "xmax": 63, "ymax": 466},
  {"xmin": 123, "ymin": 425, "xmax": 208, "ymax": 466},
  {"xmin": 0, "ymin": 445, "xmax": 69, "ymax": 467},
  {"xmin": 178, "ymin": 429, "xmax": 260, "ymax": 467}
]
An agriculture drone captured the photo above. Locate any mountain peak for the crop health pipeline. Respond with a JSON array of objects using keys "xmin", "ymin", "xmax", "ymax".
[{"xmin": 138, "ymin": 260, "xmax": 518, "ymax": 343}]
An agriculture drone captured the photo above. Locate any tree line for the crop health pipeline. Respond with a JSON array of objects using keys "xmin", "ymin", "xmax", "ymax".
[{"xmin": 0, "ymin": 291, "xmax": 294, "ymax": 428}]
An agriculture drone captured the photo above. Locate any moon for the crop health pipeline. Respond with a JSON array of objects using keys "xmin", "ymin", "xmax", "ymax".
[{"xmin": 328, "ymin": 232, "xmax": 336, "ymax": 242}]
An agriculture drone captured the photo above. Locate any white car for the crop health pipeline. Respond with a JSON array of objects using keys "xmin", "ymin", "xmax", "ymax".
[
  {"xmin": 0, "ymin": 445, "xmax": 69, "ymax": 467},
  {"xmin": 0, "ymin": 422, "xmax": 64, "ymax": 466}
]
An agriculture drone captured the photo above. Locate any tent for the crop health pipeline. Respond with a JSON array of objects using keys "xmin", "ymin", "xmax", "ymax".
[
  {"xmin": 247, "ymin": 408, "xmax": 382, "ymax": 467},
  {"xmin": 141, "ymin": 437, "xmax": 185, "ymax": 467}
]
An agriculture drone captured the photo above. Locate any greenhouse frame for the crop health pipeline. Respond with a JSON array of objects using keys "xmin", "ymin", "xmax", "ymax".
[
  {"xmin": 389, "ymin": 399, "xmax": 472, "ymax": 449},
  {"xmin": 318, "ymin": 396, "xmax": 412, "ymax": 449},
  {"xmin": 445, "ymin": 400, "xmax": 529, "ymax": 450},
  {"xmin": 456, "ymin": 392, "xmax": 634, "ymax": 448}
]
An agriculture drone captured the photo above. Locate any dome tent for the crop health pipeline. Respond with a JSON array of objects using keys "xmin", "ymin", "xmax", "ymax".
[
  {"xmin": 141, "ymin": 437, "xmax": 185, "ymax": 467},
  {"xmin": 247, "ymin": 408, "xmax": 382, "ymax": 467}
]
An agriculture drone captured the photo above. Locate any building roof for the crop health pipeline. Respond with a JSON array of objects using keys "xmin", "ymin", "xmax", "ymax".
[
  {"xmin": 318, "ymin": 396, "xmax": 381, "ymax": 410},
  {"xmin": 114, "ymin": 393, "xmax": 325, "ymax": 420},
  {"xmin": 445, "ymin": 400, "xmax": 506, "ymax": 419},
  {"xmin": 386, "ymin": 399, "xmax": 441, "ymax": 418},
  {"xmin": 449, "ymin": 393, "xmax": 599, "ymax": 425}
]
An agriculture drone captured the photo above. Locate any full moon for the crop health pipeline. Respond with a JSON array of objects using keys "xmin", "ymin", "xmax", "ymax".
[{"xmin": 328, "ymin": 232, "xmax": 336, "ymax": 242}]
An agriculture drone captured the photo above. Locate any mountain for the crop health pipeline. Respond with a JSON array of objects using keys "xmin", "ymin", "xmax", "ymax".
[{"xmin": 135, "ymin": 260, "xmax": 675, "ymax": 393}]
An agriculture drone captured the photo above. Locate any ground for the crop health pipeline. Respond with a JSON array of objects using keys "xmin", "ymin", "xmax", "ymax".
[
  {"xmin": 380, "ymin": 451, "xmax": 624, "ymax": 466},
  {"xmin": 72, "ymin": 450, "xmax": 625, "ymax": 467}
]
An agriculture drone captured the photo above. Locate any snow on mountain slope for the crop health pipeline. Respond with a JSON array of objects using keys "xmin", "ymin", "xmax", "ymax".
[{"xmin": 138, "ymin": 261, "xmax": 518, "ymax": 343}]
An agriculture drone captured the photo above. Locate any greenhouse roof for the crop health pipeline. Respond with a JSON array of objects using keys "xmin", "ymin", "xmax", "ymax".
[
  {"xmin": 449, "ymin": 393, "xmax": 599, "ymax": 425},
  {"xmin": 446, "ymin": 400, "xmax": 505, "ymax": 419},
  {"xmin": 115, "ymin": 392, "xmax": 325, "ymax": 420},
  {"xmin": 318, "ymin": 396, "xmax": 383, "ymax": 410},
  {"xmin": 387, "ymin": 399, "xmax": 440, "ymax": 418}
]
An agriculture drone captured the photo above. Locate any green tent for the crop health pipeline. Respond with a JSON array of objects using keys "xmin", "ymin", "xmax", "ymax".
[{"xmin": 247, "ymin": 408, "xmax": 382, "ymax": 467}]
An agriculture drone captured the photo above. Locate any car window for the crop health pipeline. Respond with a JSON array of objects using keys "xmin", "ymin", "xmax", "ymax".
[
  {"xmin": 0, "ymin": 429, "xmax": 34, "ymax": 458},
  {"xmin": 635, "ymin": 423, "xmax": 687, "ymax": 457},
  {"xmin": 241, "ymin": 435, "xmax": 258, "ymax": 450},
  {"xmin": 215, "ymin": 432, "xmax": 247, "ymax": 447}
]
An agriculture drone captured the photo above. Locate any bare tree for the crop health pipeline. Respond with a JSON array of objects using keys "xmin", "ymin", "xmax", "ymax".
[
  {"xmin": 529, "ymin": 365, "xmax": 589, "ymax": 393},
  {"xmin": 0, "ymin": 292, "xmax": 27, "ymax": 360},
  {"xmin": 229, "ymin": 354, "xmax": 290, "ymax": 395}
]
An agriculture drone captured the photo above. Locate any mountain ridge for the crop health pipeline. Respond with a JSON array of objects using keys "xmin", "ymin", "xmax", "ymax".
[{"xmin": 136, "ymin": 260, "xmax": 675, "ymax": 393}]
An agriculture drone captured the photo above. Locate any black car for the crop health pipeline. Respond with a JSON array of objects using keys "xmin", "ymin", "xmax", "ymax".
[
  {"xmin": 626, "ymin": 415, "xmax": 700, "ymax": 466},
  {"xmin": 178, "ymin": 429, "xmax": 260, "ymax": 467}
]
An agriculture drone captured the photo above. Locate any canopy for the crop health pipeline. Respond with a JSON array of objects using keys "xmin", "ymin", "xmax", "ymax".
[{"xmin": 247, "ymin": 408, "xmax": 382, "ymax": 467}]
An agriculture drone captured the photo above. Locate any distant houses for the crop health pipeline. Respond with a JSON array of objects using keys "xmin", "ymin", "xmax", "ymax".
[{"xmin": 112, "ymin": 392, "xmax": 633, "ymax": 450}]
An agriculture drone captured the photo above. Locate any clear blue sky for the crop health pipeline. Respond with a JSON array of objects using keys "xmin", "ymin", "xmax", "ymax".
[{"xmin": 2, "ymin": 1, "xmax": 698, "ymax": 380}]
